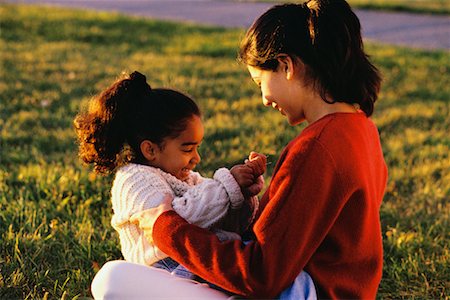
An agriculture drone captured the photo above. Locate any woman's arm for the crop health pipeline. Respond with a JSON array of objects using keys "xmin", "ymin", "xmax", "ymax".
[{"xmin": 145, "ymin": 139, "xmax": 348, "ymax": 298}]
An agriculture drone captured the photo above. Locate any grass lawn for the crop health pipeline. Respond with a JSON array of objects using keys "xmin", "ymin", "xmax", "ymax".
[{"xmin": 1, "ymin": 3, "xmax": 449, "ymax": 299}]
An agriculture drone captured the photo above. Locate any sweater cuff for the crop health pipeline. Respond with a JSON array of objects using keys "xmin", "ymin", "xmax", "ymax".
[{"xmin": 213, "ymin": 168, "xmax": 245, "ymax": 209}]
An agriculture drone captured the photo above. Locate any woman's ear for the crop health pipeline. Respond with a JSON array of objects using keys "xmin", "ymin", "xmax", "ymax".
[
  {"xmin": 277, "ymin": 54, "xmax": 302, "ymax": 80},
  {"xmin": 140, "ymin": 140, "xmax": 158, "ymax": 161}
]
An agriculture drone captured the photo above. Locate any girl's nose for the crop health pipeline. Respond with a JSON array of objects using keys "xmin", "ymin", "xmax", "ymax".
[{"xmin": 192, "ymin": 149, "xmax": 201, "ymax": 164}]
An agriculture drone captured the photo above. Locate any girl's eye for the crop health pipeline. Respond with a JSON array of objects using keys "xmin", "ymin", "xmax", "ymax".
[{"xmin": 182, "ymin": 144, "xmax": 200, "ymax": 153}]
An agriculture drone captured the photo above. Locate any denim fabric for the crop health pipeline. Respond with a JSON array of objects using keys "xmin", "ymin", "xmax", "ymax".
[
  {"xmin": 154, "ymin": 257, "xmax": 317, "ymax": 299},
  {"xmin": 153, "ymin": 257, "xmax": 196, "ymax": 280},
  {"xmin": 152, "ymin": 257, "xmax": 179, "ymax": 272},
  {"xmin": 278, "ymin": 271, "xmax": 317, "ymax": 300}
]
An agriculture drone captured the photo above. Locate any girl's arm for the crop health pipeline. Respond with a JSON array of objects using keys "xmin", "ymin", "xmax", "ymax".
[
  {"xmin": 174, "ymin": 154, "xmax": 265, "ymax": 233},
  {"xmin": 172, "ymin": 168, "xmax": 246, "ymax": 230}
]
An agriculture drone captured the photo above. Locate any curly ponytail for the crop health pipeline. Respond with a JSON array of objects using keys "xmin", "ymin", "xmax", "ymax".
[{"xmin": 74, "ymin": 71, "xmax": 200, "ymax": 174}]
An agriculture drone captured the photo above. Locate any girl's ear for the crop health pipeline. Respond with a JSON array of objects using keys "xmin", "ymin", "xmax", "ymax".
[{"xmin": 140, "ymin": 140, "xmax": 158, "ymax": 161}]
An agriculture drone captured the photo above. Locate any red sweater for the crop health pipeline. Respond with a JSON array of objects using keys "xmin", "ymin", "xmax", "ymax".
[{"xmin": 153, "ymin": 112, "xmax": 388, "ymax": 299}]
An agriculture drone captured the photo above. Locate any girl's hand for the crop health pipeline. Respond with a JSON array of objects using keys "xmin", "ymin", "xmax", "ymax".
[
  {"xmin": 230, "ymin": 164, "xmax": 255, "ymax": 188},
  {"xmin": 243, "ymin": 175, "xmax": 264, "ymax": 197},
  {"xmin": 231, "ymin": 152, "xmax": 266, "ymax": 196},
  {"xmin": 246, "ymin": 152, "xmax": 267, "ymax": 177},
  {"xmin": 130, "ymin": 194, "xmax": 174, "ymax": 244}
]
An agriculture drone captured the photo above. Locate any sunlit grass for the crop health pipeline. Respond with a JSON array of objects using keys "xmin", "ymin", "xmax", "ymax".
[{"xmin": 1, "ymin": 3, "xmax": 449, "ymax": 299}]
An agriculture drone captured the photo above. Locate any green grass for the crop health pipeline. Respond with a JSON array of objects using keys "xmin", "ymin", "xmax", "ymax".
[
  {"xmin": 1, "ymin": 3, "xmax": 449, "ymax": 299},
  {"xmin": 240, "ymin": 0, "xmax": 450, "ymax": 15}
]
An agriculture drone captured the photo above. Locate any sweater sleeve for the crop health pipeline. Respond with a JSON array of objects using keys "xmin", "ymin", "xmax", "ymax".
[
  {"xmin": 172, "ymin": 168, "xmax": 244, "ymax": 229},
  {"xmin": 152, "ymin": 139, "xmax": 348, "ymax": 298},
  {"xmin": 111, "ymin": 166, "xmax": 174, "ymax": 266}
]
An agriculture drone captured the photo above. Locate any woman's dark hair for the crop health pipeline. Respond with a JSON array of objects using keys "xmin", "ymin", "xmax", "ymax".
[
  {"xmin": 74, "ymin": 71, "xmax": 200, "ymax": 174},
  {"xmin": 238, "ymin": 0, "xmax": 381, "ymax": 116}
]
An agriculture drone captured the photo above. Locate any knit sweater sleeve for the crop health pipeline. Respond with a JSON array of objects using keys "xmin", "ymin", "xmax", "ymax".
[
  {"xmin": 153, "ymin": 139, "xmax": 347, "ymax": 298},
  {"xmin": 172, "ymin": 168, "xmax": 245, "ymax": 229}
]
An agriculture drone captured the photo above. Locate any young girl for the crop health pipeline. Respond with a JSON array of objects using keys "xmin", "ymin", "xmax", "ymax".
[
  {"xmin": 91, "ymin": 0, "xmax": 388, "ymax": 299},
  {"xmin": 74, "ymin": 71, "xmax": 266, "ymax": 279}
]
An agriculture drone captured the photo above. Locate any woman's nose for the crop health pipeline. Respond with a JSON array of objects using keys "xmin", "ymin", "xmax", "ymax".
[{"xmin": 262, "ymin": 96, "xmax": 271, "ymax": 107}]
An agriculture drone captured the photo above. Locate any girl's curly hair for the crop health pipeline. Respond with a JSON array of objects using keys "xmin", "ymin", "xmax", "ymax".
[{"xmin": 74, "ymin": 71, "xmax": 200, "ymax": 174}]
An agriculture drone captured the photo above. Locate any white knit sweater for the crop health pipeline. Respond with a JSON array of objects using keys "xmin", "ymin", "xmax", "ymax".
[{"xmin": 110, "ymin": 163, "xmax": 255, "ymax": 266}]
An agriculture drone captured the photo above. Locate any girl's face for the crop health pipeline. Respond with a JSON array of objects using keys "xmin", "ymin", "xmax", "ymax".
[
  {"xmin": 247, "ymin": 61, "xmax": 308, "ymax": 125},
  {"xmin": 152, "ymin": 115, "xmax": 204, "ymax": 180}
]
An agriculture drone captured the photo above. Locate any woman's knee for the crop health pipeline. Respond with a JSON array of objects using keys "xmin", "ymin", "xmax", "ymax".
[
  {"xmin": 91, "ymin": 260, "xmax": 136, "ymax": 299},
  {"xmin": 91, "ymin": 260, "xmax": 232, "ymax": 299}
]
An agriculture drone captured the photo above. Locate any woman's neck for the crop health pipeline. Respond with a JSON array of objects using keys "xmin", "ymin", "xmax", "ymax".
[{"xmin": 305, "ymin": 98, "xmax": 360, "ymax": 124}]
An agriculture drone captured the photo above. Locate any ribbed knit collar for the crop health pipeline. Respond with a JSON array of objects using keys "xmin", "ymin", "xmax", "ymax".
[{"xmin": 121, "ymin": 163, "xmax": 198, "ymax": 197}]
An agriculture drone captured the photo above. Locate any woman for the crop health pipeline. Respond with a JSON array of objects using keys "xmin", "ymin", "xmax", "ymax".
[{"xmin": 92, "ymin": 1, "xmax": 387, "ymax": 298}]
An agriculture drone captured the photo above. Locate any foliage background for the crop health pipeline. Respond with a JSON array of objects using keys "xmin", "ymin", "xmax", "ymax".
[{"xmin": 1, "ymin": 4, "xmax": 449, "ymax": 299}]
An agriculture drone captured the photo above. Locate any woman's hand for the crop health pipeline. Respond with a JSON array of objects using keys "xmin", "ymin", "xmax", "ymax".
[{"xmin": 130, "ymin": 193, "xmax": 174, "ymax": 244}]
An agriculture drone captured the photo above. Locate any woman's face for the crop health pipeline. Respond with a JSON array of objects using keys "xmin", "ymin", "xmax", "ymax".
[
  {"xmin": 247, "ymin": 63, "xmax": 307, "ymax": 125},
  {"xmin": 151, "ymin": 115, "xmax": 204, "ymax": 180}
]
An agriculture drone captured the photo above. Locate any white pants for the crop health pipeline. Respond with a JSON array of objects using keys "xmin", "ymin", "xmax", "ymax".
[
  {"xmin": 92, "ymin": 260, "xmax": 316, "ymax": 300},
  {"xmin": 91, "ymin": 260, "xmax": 235, "ymax": 299}
]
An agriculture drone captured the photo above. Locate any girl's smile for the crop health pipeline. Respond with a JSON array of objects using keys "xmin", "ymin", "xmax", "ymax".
[{"xmin": 150, "ymin": 115, "xmax": 204, "ymax": 180}]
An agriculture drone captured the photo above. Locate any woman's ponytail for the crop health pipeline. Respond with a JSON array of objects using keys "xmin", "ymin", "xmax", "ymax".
[
  {"xmin": 74, "ymin": 71, "xmax": 152, "ymax": 174},
  {"xmin": 239, "ymin": 0, "xmax": 382, "ymax": 117}
]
